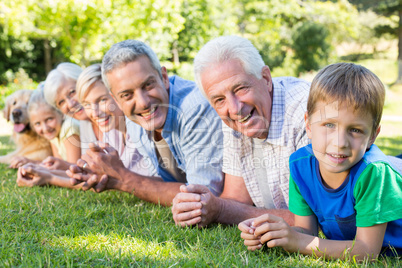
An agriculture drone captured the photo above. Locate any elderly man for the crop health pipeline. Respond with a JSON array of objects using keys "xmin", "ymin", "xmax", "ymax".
[
  {"xmin": 172, "ymin": 36, "xmax": 311, "ymax": 226},
  {"xmin": 69, "ymin": 40, "xmax": 223, "ymax": 205}
]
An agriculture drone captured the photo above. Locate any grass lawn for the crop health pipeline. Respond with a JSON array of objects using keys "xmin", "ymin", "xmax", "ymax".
[
  {"xmin": 1, "ymin": 55, "xmax": 402, "ymax": 267},
  {"xmin": 1, "ymin": 135, "xmax": 401, "ymax": 267},
  {"xmin": 0, "ymin": 162, "xmax": 400, "ymax": 267}
]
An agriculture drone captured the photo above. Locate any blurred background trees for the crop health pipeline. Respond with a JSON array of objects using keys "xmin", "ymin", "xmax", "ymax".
[{"xmin": 0, "ymin": 0, "xmax": 398, "ymax": 85}]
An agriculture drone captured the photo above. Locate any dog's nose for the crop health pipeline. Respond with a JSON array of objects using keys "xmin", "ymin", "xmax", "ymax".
[{"xmin": 12, "ymin": 109, "xmax": 22, "ymax": 118}]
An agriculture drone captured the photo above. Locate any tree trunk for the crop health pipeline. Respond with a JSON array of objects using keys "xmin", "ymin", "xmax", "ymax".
[
  {"xmin": 44, "ymin": 39, "xmax": 52, "ymax": 74},
  {"xmin": 172, "ymin": 40, "xmax": 180, "ymax": 66},
  {"xmin": 396, "ymin": 6, "xmax": 402, "ymax": 83}
]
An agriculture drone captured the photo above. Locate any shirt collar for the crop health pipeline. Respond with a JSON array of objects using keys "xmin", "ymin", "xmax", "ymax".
[{"xmin": 266, "ymin": 79, "xmax": 286, "ymax": 146}]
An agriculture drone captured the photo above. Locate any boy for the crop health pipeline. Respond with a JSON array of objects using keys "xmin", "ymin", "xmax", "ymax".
[{"xmin": 238, "ymin": 62, "xmax": 402, "ymax": 260}]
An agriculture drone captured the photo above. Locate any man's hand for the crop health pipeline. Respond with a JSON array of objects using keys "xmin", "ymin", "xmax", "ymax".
[
  {"xmin": 66, "ymin": 162, "xmax": 109, "ymax": 192},
  {"xmin": 81, "ymin": 142, "xmax": 125, "ymax": 180},
  {"xmin": 17, "ymin": 163, "xmax": 51, "ymax": 187},
  {"xmin": 172, "ymin": 184, "xmax": 221, "ymax": 228}
]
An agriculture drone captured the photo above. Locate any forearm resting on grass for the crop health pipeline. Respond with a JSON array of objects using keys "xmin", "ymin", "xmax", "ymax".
[
  {"xmin": 246, "ymin": 214, "xmax": 387, "ymax": 261},
  {"xmin": 17, "ymin": 164, "xmax": 84, "ymax": 189},
  {"xmin": 68, "ymin": 163, "xmax": 183, "ymax": 206},
  {"xmin": 172, "ymin": 183, "xmax": 295, "ymax": 227},
  {"xmin": 107, "ymin": 167, "xmax": 184, "ymax": 206}
]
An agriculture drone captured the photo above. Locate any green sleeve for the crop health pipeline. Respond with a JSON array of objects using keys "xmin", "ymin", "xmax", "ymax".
[
  {"xmin": 354, "ymin": 162, "xmax": 402, "ymax": 227},
  {"xmin": 289, "ymin": 175, "xmax": 314, "ymax": 216}
]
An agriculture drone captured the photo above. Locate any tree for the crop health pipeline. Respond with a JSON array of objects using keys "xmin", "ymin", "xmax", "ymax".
[
  {"xmin": 292, "ymin": 22, "xmax": 330, "ymax": 74},
  {"xmin": 350, "ymin": 0, "xmax": 402, "ymax": 83}
]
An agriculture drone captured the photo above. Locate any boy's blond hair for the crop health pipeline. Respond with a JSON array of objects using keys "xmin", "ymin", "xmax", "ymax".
[{"xmin": 307, "ymin": 62, "xmax": 385, "ymax": 135}]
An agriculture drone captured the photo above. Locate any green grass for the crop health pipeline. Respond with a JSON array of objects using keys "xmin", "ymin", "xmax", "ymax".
[
  {"xmin": 1, "ymin": 55, "xmax": 402, "ymax": 266},
  {"xmin": 1, "ymin": 166, "xmax": 400, "ymax": 267},
  {"xmin": 376, "ymin": 121, "xmax": 402, "ymax": 156},
  {"xmin": 0, "ymin": 137, "xmax": 401, "ymax": 267}
]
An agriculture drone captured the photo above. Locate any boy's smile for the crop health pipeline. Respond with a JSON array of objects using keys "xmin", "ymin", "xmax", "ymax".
[{"xmin": 305, "ymin": 101, "xmax": 380, "ymax": 188}]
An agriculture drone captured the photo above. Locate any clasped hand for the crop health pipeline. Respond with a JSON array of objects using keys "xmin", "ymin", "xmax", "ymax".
[
  {"xmin": 67, "ymin": 142, "xmax": 122, "ymax": 192},
  {"xmin": 172, "ymin": 184, "xmax": 219, "ymax": 228},
  {"xmin": 238, "ymin": 214, "xmax": 298, "ymax": 252}
]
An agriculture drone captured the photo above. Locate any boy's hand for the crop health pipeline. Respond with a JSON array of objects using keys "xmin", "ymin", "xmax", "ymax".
[
  {"xmin": 252, "ymin": 214, "xmax": 299, "ymax": 252},
  {"xmin": 238, "ymin": 218, "xmax": 262, "ymax": 251}
]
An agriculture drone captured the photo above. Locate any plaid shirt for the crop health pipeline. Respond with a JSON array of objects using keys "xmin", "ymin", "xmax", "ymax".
[{"xmin": 222, "ymin": 77, "xmax": 311, "ymax": 209}]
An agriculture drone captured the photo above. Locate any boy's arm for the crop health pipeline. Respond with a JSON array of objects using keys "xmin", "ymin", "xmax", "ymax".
[
  {"xmin": 253, "ymin": 214, "xmax": 387, "ymax": 261},
  {"xmin": 239, "ymin": 213, "xmax": 315, "ymax": 251},
  {"xmin": 287, "ymin": 223, "xmax": 387, "ymax": 261}
]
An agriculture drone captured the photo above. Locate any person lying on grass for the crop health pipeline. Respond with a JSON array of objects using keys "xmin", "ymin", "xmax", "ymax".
[
  {"xmin": 17, "ymin": 64, "xmax": 157, "ymax": 188},
  {"xmin": 239, "ymin": 62, "xmax": 402, "ymax": 261}
]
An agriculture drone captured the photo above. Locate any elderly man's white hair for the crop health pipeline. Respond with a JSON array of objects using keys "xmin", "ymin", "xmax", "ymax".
[{"xmin": 194, "ymin": 35, "xmax": 266, "ymax": 98}]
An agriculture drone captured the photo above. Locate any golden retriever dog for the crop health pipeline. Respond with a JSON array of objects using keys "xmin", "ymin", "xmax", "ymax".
[{"xmin": 0, "ymin": 90, "xmax": 52, "ymax": 167}]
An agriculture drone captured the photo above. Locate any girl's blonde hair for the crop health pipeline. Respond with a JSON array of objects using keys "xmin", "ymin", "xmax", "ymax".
[{"xmin": 28, "ymin": 83, "xmax": 63, "ymax": 123}]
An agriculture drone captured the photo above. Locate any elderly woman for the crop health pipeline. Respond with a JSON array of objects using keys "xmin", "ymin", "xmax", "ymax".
[
  {"xmin": 10, "ymin": 63, "xmax": 99, "ymax": 169},
  {"xmin": 44, "ymin": 63, "xmax": 100, "ymax": 153},
  {"xmin": 17, "ymin": 64, "xmax": 156, "ymax": 188}
]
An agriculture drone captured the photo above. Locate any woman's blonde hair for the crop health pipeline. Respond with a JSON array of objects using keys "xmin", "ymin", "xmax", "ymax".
[{"xmin": 76, "ymin": 63, "xmax": 103, "ymax": 103}]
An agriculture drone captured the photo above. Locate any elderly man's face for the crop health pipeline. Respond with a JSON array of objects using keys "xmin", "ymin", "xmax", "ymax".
[
  {"xmin": 106, "ymin": 56, "xmax": 170, "ymax": 132},
  {"xmin": 201, "ymin": 59, "xmax": 273, "ymax": 139}
]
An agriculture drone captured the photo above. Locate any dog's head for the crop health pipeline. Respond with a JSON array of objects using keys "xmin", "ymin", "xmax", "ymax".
[{"xmin": 3, "ymin": 90, "xmax": 33, "ymax": 133}]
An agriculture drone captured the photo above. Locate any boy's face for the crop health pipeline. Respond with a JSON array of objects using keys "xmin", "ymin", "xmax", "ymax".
[{"xmin": 305, "ymin": 101, "xmax": 380, "ymax": 185}]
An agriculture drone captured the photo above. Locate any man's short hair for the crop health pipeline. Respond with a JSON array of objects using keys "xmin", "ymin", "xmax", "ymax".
[
  {"xmin": 101, "ymin": 39, "xmax": 162, "ymax": 91},
  {"xmin": 308, "ymin": 62, "xmax": 385, "ymax": 134},
  {"xmin": 194, "ymin": 36, "xmax": 265, "ymax": 97}
]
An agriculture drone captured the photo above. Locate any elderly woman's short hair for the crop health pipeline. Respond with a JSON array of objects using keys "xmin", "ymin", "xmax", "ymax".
[
  {"xmin": 76, "ymin": 64, "xmax": 103, "ymax": 103},
  {"xmin": 28, "ymin": 83, "xmax": 63, "ymax": 120},
  {"xmin": 44, "ymin": 62, "xmax": 83, "ymax": 107},
  {"xmin": 101, "ymin": 39, "xmax": 162, "ymax": 90},
  {"xmin": 194, "ymin": 36, "xmax": 265, "ymax": 97}
]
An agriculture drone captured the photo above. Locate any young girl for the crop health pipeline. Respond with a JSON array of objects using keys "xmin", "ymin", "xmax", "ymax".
[{"xmin": 27, "ymin": 87, "xmax": 81, "ymax": 170}]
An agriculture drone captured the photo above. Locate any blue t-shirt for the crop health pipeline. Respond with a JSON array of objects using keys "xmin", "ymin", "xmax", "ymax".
[
  {"xmin": 289, "ymin": 144, "xmax": 402, "ymax": 255},
  {"xmin": 126, "ymin": 76, "xmax": 223, "ymax": 196}
]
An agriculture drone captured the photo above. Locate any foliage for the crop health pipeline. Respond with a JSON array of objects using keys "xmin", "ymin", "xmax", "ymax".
[
  {"xmin": 349, "ymin": 0, "xmax": 402, "ymax": 83},
  {"xmin": 0, "ymin": 26, "xmax": 46, "ymax": 84},
  {"xmin": 0, "ymin": 0, "xmax": 368, "ymax": 78},
  {"xmin": 292, "ymin": 22, "xmax": 330, "ymax": 73},
  {"xmin": 0, "ymin": 69, "xmax": 37, "ymax": 110}
]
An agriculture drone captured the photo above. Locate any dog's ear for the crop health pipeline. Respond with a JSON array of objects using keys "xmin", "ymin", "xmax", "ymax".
[{"xmin": 3, "ymin": 96, "xmax": 11, "ymax": 122}]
